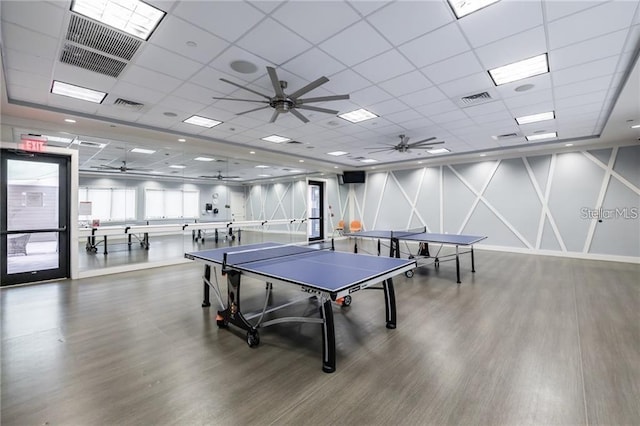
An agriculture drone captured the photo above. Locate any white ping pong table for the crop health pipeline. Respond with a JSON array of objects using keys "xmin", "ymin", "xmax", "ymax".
[
  {"xmin": 346, "ymin": 227, "xmax": 487, "ymax": 283},
  {"xmin": 185, "ymin": 241, "xmax": 416, "ymax": 373}
]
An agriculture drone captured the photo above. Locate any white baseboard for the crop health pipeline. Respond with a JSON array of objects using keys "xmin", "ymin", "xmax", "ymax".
[{"xmin": 477, "ymin": 244, "xmax": 640, "ymax": 264}]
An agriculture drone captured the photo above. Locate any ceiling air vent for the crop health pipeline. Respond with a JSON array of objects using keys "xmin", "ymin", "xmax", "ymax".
[
  {"xmin": 286, "ymin": 140, "xmax": 303, "ymax": 144},
  {"xmin": 492, "ymin": 132, "xmax": 523, "ymax": 141},
  {"xmin": 77, "ymin": 140, "xmax": 106, "ymax": 148},
  {"xmin": 460, "ymin": 91, "xmax": 492, "ymax": 105},
  {"xmin": 60, "ymin": 44, "xmax": 127, "ymax": 78},
  {"xmin": 114, "ymin": 98, "xmax": 145, "ymax": 111},
  {"xmin": 66, "ymin": 14, "xmax": 142, "ymax": 61}
]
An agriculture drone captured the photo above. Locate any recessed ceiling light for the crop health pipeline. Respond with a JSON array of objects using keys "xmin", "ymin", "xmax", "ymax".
[
  {"xmin": 249, "ymin": 151, "xmax": 256, "ymax": 154},
  {"xmin": 526, "ymin": 132, "xmax": 557, "ymax": 141},
  {"xmin": 130, "ymin": 148, "xmax": 155, "ymax": 154},
  {"xmin": 480, "ymin": 153, "xmax": 487, "ymax": 157},
  {"xmin": 339, "ymin": 108, "xmax": 378, "ymax": 123},
  {"xmin": 255, "ymin": 165, "xmax": 269, "ymax": 168},
  {"xmin": 261, "ymin": 135, "xmax": 290, "ymax": 143},
  {"xmin": 64, "ymin": 118, "xmax": 76, "ymax": 123},
  {"xmin": 427, "ymin": 148, "xmax": 451, "ymax": 155},
  {"xmin": 163, "ymin": 112, "xmax": 177, "ymax": 117},
  {"xmin": 447, "ymin": 0, "xmax": 500, "ymax": 18},
  {"xmin": 515, "ymin": 84, "xmax": 535, "ymax": 92},
  {"xmin": 489, "ymin": 54, "xmax": 549, "ymax": 86},
  {"xmin": 178, "ymin": 138, "xmax": 186, "ymax": 142},
  {"xmin": 51, "ymin": 81, "xmax": 106, "ymax": 103},
  {"xmin": 289, "ymin": 169, "xmax": 303, "ymax": 173},
  {"xmin": 71, "ymin": 0, "xmax": 166, "ymax": 41},
  {"xmin": 334, "ymin": 166, "xmax": 339, "ymax": 169},
  {"xmin": 299, "ymin": 159, "xmax": 304, "ymax": 163},
  {"xmin": 360, "ymin": 159, "xmax": 378, "ymax": 163},
  {"xmin": 631, "ymin": 124, "xmax": 640, "ymax": 129},
  {"xmin": 169, "ymin": 165, "xmax": 186, "ymax": 169},
  {"xmin": 327, "ymin": 151, "xmax": 349, "ymax": 156},
  {"xmin": 195, "ymin": 157, "xmax": 215, "ymax": 162},
  {"xmin": 515, "ymin": 111, "xmax": 555, "ymax": 125},
  {"xmin": 258, "ymin": 174, "xmax": 271, "ymax": 177},
  {"xmin": 183, "ymin": 115, "xmax": 222, "ymax": 128},
  {"xmin": 230, "ymin": 60, "xmax": 258, "ymax": 74},
  {"xmin": 565, "ymin": 143, "xmax": 574, "ymax": 147}
]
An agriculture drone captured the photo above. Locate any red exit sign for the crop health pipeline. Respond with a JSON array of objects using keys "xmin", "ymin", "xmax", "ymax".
[{"xmin": 20, "ymin": 135, "xmax": 47, "ymax": 152}]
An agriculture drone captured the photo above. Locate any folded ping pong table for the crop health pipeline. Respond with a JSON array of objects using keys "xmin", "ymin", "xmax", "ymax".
[
  {"xmin": 346, "ymin": 227, "xmax": 487, "ymax": 283},
  {"xmin": 185, "ymin": 241, "xmax": 416, "ymax": 373}
]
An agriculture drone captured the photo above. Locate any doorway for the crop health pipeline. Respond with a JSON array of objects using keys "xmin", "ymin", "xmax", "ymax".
[
  {"xmin": 307, "ymin": 180, "xmax": 324, "ymax": 241},
  {"xmin": 1, "ymin": 150, "xmax": 71, "ymax": 286}
]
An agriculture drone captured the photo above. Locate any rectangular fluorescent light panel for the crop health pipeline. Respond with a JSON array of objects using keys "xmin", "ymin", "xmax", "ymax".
[
  {"xmin": 489, "ymin": 54, "xmax": 549, "ymax": 86},
  {"xmin": 360, "ymin": 159, "xmax": 377, "ymax": 163},
  {"xmin": 448, "ymin": 0, "xmax": 500, "ymax": 18},
  {"xmin": 43, "ymin": 135, "xmax": 74, "ymax": 144},
  {"xmin": 51, "ymin": 81, "xmax": 106, "ymax": 103},
  {"xmin": 428, "ymin": 148, "xmax": 451, "ymax": 155},
  {"xmin": 261, "ymin": 135, "xmax": 290, "ymax": 143},
  {"xmin": 258, "ymin": 174, "xmax": 271, "ymax": 177},
  {"xmin": 631, "ymin": 124, "xmax": 640, "ymax": 129},
  {"xmin": 169, "ymin": 165, "xmax": 185, "ymax": 169},
  {"xmin": 194, "ymin": 157, "xmax": 215, "ymax": 162},
  {"xmin": 130, "ymin": 148, "xmax": 155, "ymax": 154},
  {"xmin": 526, "ymin": 132, "xmax": 557, "ymax": 141},
  {"xmin": 183, "ymin": 115, "xmax": 222, "ymax": 128},
  {"xmin": 327, "ymin": 151, "xmax": 349, "ymax": 156},
  {"xmin": 71, "ymin": 0, "xmax": 165, "ymax": 40},
  {"xmin": 339, "ymin": 108, "xmax": 378, "ymax": 123},
  {"xmin": 255, "ymin": 165, "xmax": 269, "ymax": 169},
  {"xmin": 516, "ymin": 111, "xmax": 555, "ymax": 125}
]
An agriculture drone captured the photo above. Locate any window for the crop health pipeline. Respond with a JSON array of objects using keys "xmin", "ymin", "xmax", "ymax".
[
  {"xmin": 144, "ymin": 189, "xmax": 199, "ymax": 219},
  {"xmin": 79, "ymin": 187, "xmax": 136, "ymax": 221}
]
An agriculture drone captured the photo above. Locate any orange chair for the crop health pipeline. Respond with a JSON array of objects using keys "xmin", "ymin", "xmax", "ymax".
[
  {"xmin": 349, "ymin": 220, "xmax": 363, "ymax": 233},
  {"xmin": 334, "ymin": 220, "xmax": 345, "ymax": 236}
]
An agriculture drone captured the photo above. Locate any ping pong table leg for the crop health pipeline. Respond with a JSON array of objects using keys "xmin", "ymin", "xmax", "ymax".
[
  {"xmin": 319, "ymin": 299, "xmax": 336, "ymax": 373},
  {"xmin": 383, "ymin": 278, "xmax": 396, "ymax": 329},
  {"xmin": 456, "ymin": 246, "xmax": 461, "ymax": 284},
  {"xmin": 103, "ymin": 236, "xmax": 108, "ymax": 255},
  {"xmin": 471, "ymin": 246, "xmax": 476, "ymax": 273},
  {"xmin": 202, "ymin": 265, "xmax": 211, "ymax": 307}
]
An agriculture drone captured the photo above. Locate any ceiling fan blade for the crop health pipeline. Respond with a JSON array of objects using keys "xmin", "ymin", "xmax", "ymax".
[
  {"xmin": 267, "ymin": 66, "xmax": 285, "ymax": 98},
  {"xmin": 290, "ymin": 109, "xmax": 310, "ymax": 123},
  {"xmin": 212, "ymin": 97, "xmax": 269, "ymax": 103},
  {"xmin": 220, "ymin": 78, "xmax": 271, "ymax": 100},
  {"xmin": 297, "ymin": 94, "xmax": 350, "ymax": 104},
  {"xmin": 365, "ymin": 144, "xmax": 396, "ymax": 149},
  {"xmin": 297, "ymin": 105, "xmax": 339, "ymax": 115},
  {"xmin": 409, "ymin": 137, "xmax": 437, "ymax": 145},
  {"xmin": 269, "ymin": 110, "xmax": 280, "ymax": 123},
  {"xmin": 409, "ymin": 140, "xmax": 445, "ymax": 148},
  {"xmin": 237, "ymin": 105, "xmax": 270, "ymax": 116},
  {"xmin": 288, "ymin": 76, "xmax": 329, "ymax": 100}
]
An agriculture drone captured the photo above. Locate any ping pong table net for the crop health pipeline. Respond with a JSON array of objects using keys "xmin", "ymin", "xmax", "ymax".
[
  {"xmin": 389, "ymin": 226, "xmax": 427, "ymax": 238},
  {"xmin": 222, "ymin": 242, "xmax": 334, "ymax": 270}
]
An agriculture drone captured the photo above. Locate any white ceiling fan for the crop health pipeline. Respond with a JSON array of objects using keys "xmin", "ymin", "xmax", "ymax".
[
  {"xmin": 199, "ymin": 171, "xmax": 241, "ymax": 180},
  {"xmin": 93, "ymin": 160, "xmax": 151, "ymax": 172}
]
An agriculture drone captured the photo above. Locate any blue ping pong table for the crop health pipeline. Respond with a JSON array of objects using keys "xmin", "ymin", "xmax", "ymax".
[
  {"xmin": 185, "ymin": 241, "xmax": 416, "ymax": 373},
  {"xmin": 346, "ymin": 227, "xmax": 487, "ymax": 283}
]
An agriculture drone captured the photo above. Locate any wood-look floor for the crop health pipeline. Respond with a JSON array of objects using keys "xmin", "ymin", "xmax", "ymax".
[{"xmin": 2, "ymin": 238, "xmax": 639, "ymax": 425}]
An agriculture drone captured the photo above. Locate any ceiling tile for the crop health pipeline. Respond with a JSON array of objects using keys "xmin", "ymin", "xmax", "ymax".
[
  {"xmin": 6, "ymin": 68, "xmax": 51, "ymax": 92},
  {"xmin": 281, "ymin": 48, "xmax": 347, "ymax": 80},
  {"xmin": 398, "ymin": 23, "xmax": 470, "ymax": 68},
  {"xmin": 271, "ymin": 1, "xmax": 361, "ymax": 44},
  {"xmin": 544, "ymin": 1, "xmax": 608, "ymax": 22},
  {"xmin": 346, "ymin": 1, "xmax": 388, "ymax": 17},
  {"xmin": 458, "ymin": 0, "xmax": 543, "ymax": 48},
  {"xmin": 110, "ymin": 81, "xmax": 167, "ymax": 104},
  {"xmin": 6, "ymin": 84, "xmax": 49, "ymax": 104},
  {"xmin": 236, "ymin": 18, "xmax": 312, "ymax": 65},
  {"xmin": 3, "ymin": 48, "xmax": 54, "ymax": 77},
  {"xmin": 136, "ymin": 44, "xmax": 204, "ymax": 80},
  {"xmin": 1, "ymin": 1, "xmax": 66, "ymax": 38},
  {"xmin": 352, "ymin": 49, "xmax": 416, "ymax": 83},
  {"xmin": 421, "ymin": 51, "xmax": 485, "ymax": 85},
  {"xmin": 437, "ymin": 72, "xmax": 495, "ymax": 98},
  {"xmin": 366, "ymin": 1, "xmax": 454, "ymax": 45},
  {"xmin": 556, "ymin": 91, "xmax": 608, "ymax": 109},
  {"xmin": 549, "ymin": 29, "xmax": 628, "ymax": 71},
  {"xmin": 377, "ymin": 70, "xmax": 433, "ymax": 97},
  {"xmin": 552, "ymin": 56, "xmax": 618, "ymax": 87},
  {"xmin": 149, "ymin": 16, "xmax": 228, "ymax": 64},
  {"xmin": 399, "ymin": 86, "xmax": 448, "ymax": 108},
  {"xmin": 172, "ymin": 1, "xmax": 266, "ymax": 43},
  {"xmin": 474, "ymin": 26, "xmax": 547, "ymax": 70},
  {"xmin": 322, "ymin": 69, "xmax": 372, "ymax": 95},
  {"xmin": 502, "ymin": 89, "xmax": 554, "ymax": 110},
  {"xmin": 351, "ymin": 85, "xmax": 393, "ymax": 106},
  {"xmin": 319, "ymin": 21, "xmax": 392, "ymax": 66},
  {"xmin": 120, "ymin": 65, "xmax": 183, "ymax": 93},
  {"xmin": 1, "ymin": 23, "xmax": 59, "ymax": 60},
  {"xmin": 494, "ymin": 73, "xmax": 552, "ymax": 98},
  {"xmin": 554, "ymin": 75, "xmax": 614, "ymax": 100},
  {"xmin": 415, "ymin": 99, "xmax": 460, "ymax": 117},
  {"xmin": 547, "ymin": 1, "xmax": 637, "ymax": 50}
]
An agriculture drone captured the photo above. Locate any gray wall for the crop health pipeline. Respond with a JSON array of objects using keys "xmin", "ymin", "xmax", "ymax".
[{"xmin": 244, "ymin": 144, "xmax": 640, "ymax": 261}]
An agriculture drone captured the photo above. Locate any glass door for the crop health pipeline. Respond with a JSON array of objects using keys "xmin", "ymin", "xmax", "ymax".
[
  {"xmin": 1, "ymin": 150, "xmax": 70, "ymax": 286},
  {"xmin": 307, "ymin": 180, "xmax": 324, "ymax": 241}
]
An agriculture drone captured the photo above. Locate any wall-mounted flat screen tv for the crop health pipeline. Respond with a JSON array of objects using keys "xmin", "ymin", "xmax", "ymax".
[{"xmin": 340, "ymin": 170, "xmax": 366, "ymax": 184}]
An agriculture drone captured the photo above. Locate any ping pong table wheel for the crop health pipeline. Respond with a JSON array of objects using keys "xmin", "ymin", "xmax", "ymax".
[
  {"xmin": 343, "ymin": 295, "xmax": 352, "ymax": 307},
  {"xmin": 247, "ymin": 330, "xmax": 260, "ymax": 348},
  {"xmin": 405, "ymin": 270, "xmax": 414, "ymax": 278}
]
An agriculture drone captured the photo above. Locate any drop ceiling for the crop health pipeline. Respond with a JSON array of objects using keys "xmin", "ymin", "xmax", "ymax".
[{"xmin": 1, "ymin": 0, "xmax": 639, "ymax": 182}]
